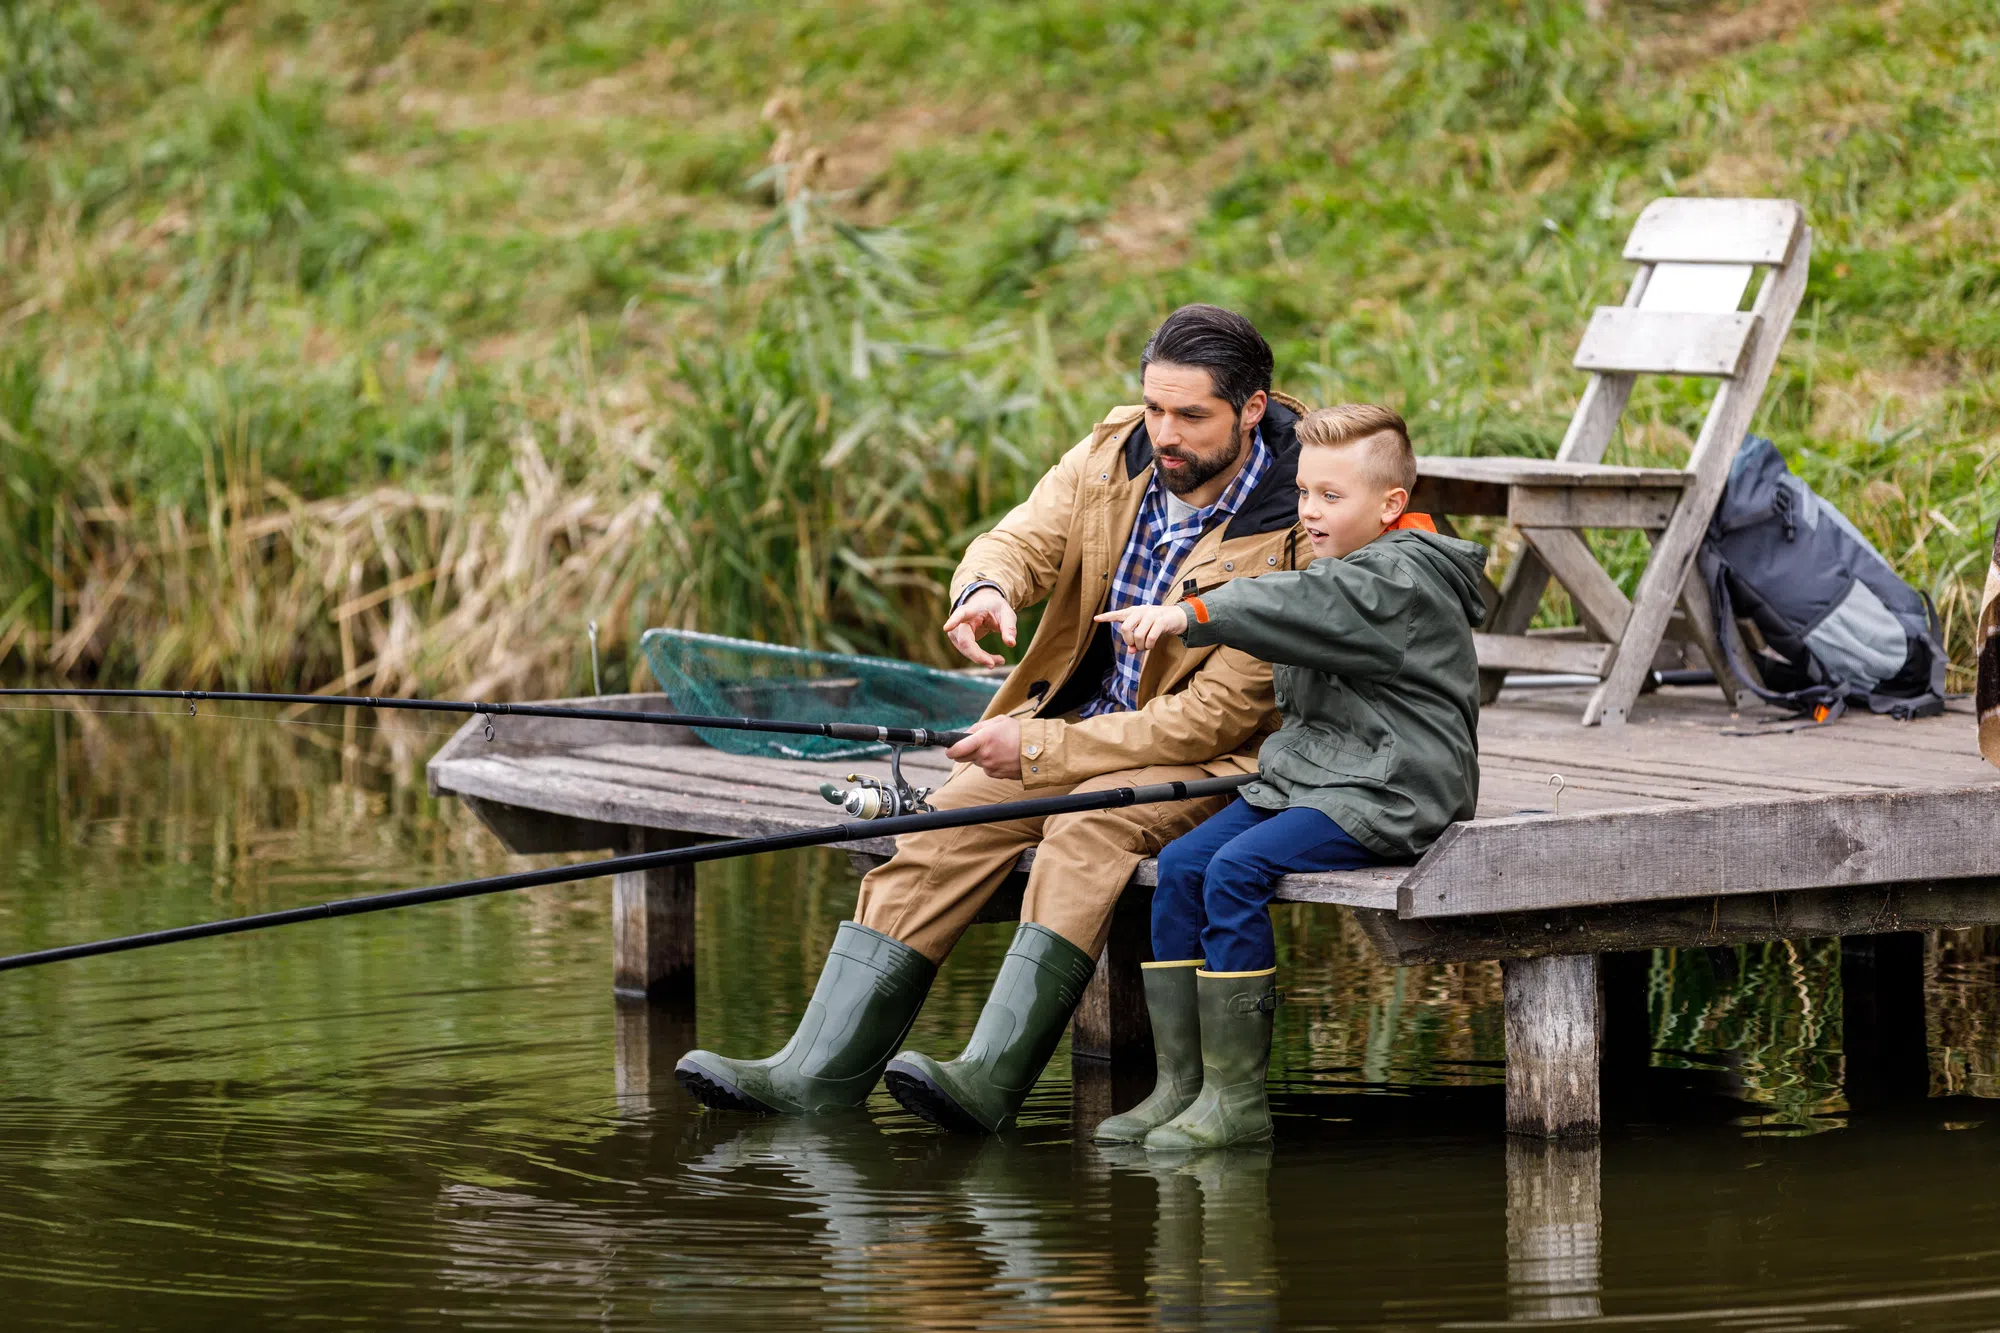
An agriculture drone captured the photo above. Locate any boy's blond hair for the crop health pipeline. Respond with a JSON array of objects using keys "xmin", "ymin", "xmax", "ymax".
[{"xmin": 1297, "ymin": 404, "xmax": 1415, "ymax": 494}]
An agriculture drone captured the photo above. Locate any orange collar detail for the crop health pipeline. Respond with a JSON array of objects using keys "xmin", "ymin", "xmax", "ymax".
[{"xmin": 1384, "ymin": 512, "xmax": 1437, "ymax": 533}]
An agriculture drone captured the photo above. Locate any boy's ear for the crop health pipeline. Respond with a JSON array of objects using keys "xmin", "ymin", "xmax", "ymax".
[{"xmin": 1380, "ymin": 486, "xmax": 1411, "ymax": 524}]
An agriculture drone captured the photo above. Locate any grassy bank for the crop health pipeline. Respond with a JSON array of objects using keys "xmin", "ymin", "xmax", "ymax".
[{"xmin": 2, "ymin": 0, "xmax": 1995, "ymax": 694}]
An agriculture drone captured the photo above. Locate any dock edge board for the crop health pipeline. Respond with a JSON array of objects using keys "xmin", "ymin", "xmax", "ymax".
[{"xmin": 1398, "ymin": 781, "xmax": 2000, "ymax": 919}]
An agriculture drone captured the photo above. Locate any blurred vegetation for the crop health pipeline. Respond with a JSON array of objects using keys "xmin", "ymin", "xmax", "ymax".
[{"xmin": 0, "ymin": 0, "xmax": 1995, "ymax": 693}]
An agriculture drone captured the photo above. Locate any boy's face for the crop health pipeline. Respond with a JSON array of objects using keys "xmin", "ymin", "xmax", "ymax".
[{"xmin": 1295, "ymin": 439, "xmax": 1410, "ymax": 560}]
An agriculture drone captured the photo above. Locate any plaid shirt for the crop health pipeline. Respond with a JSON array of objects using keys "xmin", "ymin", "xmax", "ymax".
[{"xmin": 1078, "ymin": 429, "xmax": 1274, "ymax": 718}]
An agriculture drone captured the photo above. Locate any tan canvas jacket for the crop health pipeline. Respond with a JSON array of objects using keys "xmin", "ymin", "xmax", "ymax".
[{"xmin": 951, "ymin": 393, "xmax": 1312, "ymax": 790}]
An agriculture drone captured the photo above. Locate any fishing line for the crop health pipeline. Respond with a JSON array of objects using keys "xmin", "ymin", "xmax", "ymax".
[
  {"xmin": 0, "ymin": 773, "xmax": 1256, "ymax": 974},
  {"xmin": 0, "ymin": 703, "xmax": 460, "ymax": 735}
]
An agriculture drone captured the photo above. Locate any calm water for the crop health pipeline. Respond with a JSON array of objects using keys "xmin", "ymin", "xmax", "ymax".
[{"xmin": 6, "ymin": 706, "xmax": 2000, "ymax": 1329}]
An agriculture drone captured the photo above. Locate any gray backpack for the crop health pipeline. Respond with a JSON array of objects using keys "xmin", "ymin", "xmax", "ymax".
[{"xmin": 1699, "ymin": 436, "xmax": 1945, "ymax": 722}]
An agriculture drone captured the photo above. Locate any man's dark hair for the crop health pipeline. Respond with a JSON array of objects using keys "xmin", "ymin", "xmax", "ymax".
[{"xmin": 1139, "ymin": 304, "xmax": 1274, "ymax": 413}]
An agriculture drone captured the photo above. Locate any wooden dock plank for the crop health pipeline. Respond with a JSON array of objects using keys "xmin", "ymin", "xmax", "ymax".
[
  {"xmin": 1358, "ymin": 876, "xmax": 2000, "ymax": 965},
  {"xmin": 430, "ymin": 752, "xmax": 909, "ymax": 853},
  {"xmin": 1399, "ymin": 782, "xmax": 2000, "ymax": 920},
  {"xmin": 480, "ymin": 752, "xmax": 837, "ymax": 818},
  {"xmin": 1486, "ymin": 725, "xmax": 1991, "ymax": 784},
  {"xmin": 1480, "ymin": 753, "xmax": 1865, "ymax": 802}
]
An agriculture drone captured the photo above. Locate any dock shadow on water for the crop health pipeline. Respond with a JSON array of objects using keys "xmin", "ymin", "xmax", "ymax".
[{"xmin": 8, "ymin": 708, "xmax": 2000, "ymax": 1328}]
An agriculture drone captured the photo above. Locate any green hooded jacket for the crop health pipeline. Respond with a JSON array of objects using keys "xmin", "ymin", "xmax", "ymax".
[{"xmin": 1179, "ymin": 529, "xmax": 1490, "ymax": 859}]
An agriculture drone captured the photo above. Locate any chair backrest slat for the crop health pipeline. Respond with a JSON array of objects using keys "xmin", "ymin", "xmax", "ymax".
[
  {"xmin": 1573, "ymin": 308, "xmax": 1760, "ymax": 378},
  {"xmin": 1624, "ymin": 197, "xmax": 1803, "ymax": 265},
  {"xmin": 1637, "ymin": 261, "xmax": 1753, "ymax": 313}
]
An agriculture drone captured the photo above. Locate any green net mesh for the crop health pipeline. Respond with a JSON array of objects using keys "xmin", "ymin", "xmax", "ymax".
[{"xmin": 639, "ymin": 629, "xmax": 1001, "ymax": 760}]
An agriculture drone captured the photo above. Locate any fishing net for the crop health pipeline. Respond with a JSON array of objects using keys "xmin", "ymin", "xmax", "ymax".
[{"xmin": 639, "ymin": 629, "xmax": 1001, "ymax": 760}]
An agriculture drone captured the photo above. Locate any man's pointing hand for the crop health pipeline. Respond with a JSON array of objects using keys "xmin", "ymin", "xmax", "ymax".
[{"xmin": 943, "ymin": 586, "xmax": 1017, "ymax": 667}]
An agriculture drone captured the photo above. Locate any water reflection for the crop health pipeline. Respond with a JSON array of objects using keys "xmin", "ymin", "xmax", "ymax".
[
  {"xmin": 1103, "ymin": 1145, "xmax": 1279, "ymax": 1332},
  {"xmin": 1503, "ymin": 1140, "xmax": 1600, "ymax": 1322},
  {"xmin": 613, "ymin": 996, "xmax": 697, "ymax": 1119}
]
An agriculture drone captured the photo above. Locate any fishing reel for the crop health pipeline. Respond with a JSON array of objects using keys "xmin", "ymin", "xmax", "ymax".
[{"xmin": 819, "ymin": 745, "xmax": 936, "ymax": 819}]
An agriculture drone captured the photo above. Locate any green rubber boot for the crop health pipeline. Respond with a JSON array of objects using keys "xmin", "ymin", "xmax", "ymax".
[
  {"xmin": 1143, "ymin": 968, "xmax": 1277, "ymax": 1151},
  {"xmin": 883, "ymin": 923, "xmax": 1097, "ymax": 1134},
  {"xmin": 1091, "ymin": 961, "xmax": 1204, "ymax": 1144},
  {"xmin": 675, "ymin": 920, "xmax": 936, "ymax": 1115}
]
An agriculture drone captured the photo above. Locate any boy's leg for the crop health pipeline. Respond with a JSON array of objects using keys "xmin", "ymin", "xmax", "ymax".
[
  {"xmin": 1199, "ymin": 806, "xmax": 1378, "ymax": 974},
  {"xmin": 1150, "ymin": 798, "xmax": 1268, "ymax": 963},
  {"xmin": 1093, "ymin": 797, "xmax": 1269, "ymax": 1145},
  {"xmin": 1145, "ymin": 807, "xmax": 1373, "ymax": 1151}
]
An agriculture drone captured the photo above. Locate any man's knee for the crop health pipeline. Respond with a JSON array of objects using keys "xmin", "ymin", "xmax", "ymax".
[{"xmin": 1040, "ymin": 805, "xmax": 1152, "ymax": 857}]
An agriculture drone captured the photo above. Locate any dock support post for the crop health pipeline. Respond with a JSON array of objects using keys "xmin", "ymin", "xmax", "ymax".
[
  {"xmin": 613, "ymin": 994, "xmax": 697, "ymax": 1117},
  {"xmin": 1071, "ymin": 888, "xmax": 1154, "ymax": 1064},
  {"xmin": 1841, "ymin": 931, "xmax": 1930, "ymax": 1112},
  {"xmin": 614, "ymin": 827, "xmax": 696, "ymax": 1000},
  {"xmin": 1070, "ymin": 1055, "xmax": 1154, "ymax": 1139},
  {"xmin": 1506, "ymin": 1138, "xmax": 1603, "ymax": 1321},
  {"xmin": 1504, "ymin": 953, "xmax": 1602, "ymax": 1138}
]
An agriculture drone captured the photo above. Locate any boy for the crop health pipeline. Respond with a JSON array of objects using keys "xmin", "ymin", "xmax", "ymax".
[{"xmin": 1089, "ymin": 404, "xmax": 1488, "ymax": 1149}]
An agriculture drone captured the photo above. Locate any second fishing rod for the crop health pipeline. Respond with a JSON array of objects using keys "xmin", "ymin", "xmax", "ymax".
[{"xmin": 0, "ymin": 773, "xmax": 1257, "ymax": 975}]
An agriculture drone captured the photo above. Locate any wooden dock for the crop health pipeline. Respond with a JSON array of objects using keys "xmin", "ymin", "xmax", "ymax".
[{"xmin": 426, "ymin": 682, "xmax": 2000, "ymax": 1138}]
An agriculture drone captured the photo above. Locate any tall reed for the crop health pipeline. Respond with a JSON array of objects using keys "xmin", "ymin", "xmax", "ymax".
[{"xmin": 0, "ymin": 193, "xmax": 1082, "ymax": 695}]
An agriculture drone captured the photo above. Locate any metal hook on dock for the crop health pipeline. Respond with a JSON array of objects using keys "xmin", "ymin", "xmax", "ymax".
[{"xmin": 1549, "ymin": 773, "xmax": 1565, "ymax": 814}]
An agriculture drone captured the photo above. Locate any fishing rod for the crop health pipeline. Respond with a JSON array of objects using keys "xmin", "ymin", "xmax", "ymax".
[
  {"xmin": 0, "ymin": 687, "xmax": 972, "ymax": 749},
  {"xmin": 2, "ymin": 686, "xmax": 976, "ymax": 818},
  {"xmin": 0, "ymin": 772, "xmax": 1256, "ymax": 975}
]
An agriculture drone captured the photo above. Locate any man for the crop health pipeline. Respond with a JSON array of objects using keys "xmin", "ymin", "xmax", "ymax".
[{"xmin": 676, "ymin": 304, "xmax": 1309, "ymax": 1132}]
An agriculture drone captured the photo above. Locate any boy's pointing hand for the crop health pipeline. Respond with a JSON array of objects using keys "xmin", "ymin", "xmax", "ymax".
[{"xmin": 1094, "ymin": 603, "xmax": 1189, "ymax": 651}]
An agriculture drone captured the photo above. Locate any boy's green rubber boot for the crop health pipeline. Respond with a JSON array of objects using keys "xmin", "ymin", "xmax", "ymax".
[
  {"xmin": 1092, "ymin": 961, "xmax": 1204, "ymax": 1144},
  {"xmin": 1144, "ymin": 968, "xmax": 1277, "ymax": 1151},
  {"xmin": 675, "ymin": 920, "xmax": 936, "ymax": 1115},
  {"xmin": 883, "ymin": 923, "xmax": 1097, "ymax": 1134}
]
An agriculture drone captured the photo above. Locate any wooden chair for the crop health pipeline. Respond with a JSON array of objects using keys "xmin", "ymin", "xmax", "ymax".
[{"xmin": 1412, "ymin": 197, "xmax": 1812, "ymax": 726}]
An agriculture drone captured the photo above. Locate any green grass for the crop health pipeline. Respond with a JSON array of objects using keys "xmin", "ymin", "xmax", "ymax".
[{"xmin": 2, "ymin": 0, "xmax": 1996, "ymax": 692}]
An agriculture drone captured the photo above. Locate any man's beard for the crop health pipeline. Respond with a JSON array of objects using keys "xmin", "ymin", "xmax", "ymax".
[{"xmin": 1154, "ymin": 415, "xmax": 1246, "ymax": 497}]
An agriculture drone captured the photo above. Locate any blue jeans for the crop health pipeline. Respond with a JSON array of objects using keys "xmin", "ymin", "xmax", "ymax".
[{"xmin": 1153, "ymin": 798, "xmax": 1381, "ymax": 973}]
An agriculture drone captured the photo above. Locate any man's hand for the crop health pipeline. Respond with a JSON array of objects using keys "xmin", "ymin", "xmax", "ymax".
[
  {"xmin": 1094, "ymin": 603, "xmax": 1190, "ymax": 651},
  {"xmin": 942, "ymin": 586, "xmax": 1018, "ymax": 667},
  {"xmin": 945, "ymin": 714, "xmax": 1022, "ymax": 780}
]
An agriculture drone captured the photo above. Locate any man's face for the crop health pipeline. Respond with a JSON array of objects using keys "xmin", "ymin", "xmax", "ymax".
[
  {"xmin": 1296, "ymin": 438, "xmax": 1409, "ymax": 560},
  {"xmin": 1142, "ymin": 364, "xmax": 1267, "ymax": 499}
]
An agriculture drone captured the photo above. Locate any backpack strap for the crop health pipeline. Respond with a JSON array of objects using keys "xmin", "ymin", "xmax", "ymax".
[
  {"xmin": 1860, "ymin": 688, "xmax": 1944, "ymax": 720},
  {"xmin": 1703, "ymin": 553, "xmax": 1847, "ymax": 720}
]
